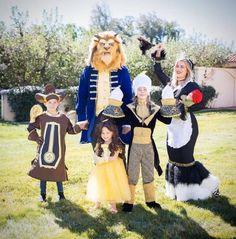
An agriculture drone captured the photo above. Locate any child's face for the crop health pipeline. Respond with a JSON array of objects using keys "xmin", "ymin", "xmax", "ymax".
[
  {"xmin": 137, "ymin": 87, "xmax": 148, "ymax": 100},
  {"xmin": 101, "ymin": 127, "xmax": 113, "ymax": 143},
  {"xmin": 44, "ymin": 99, "xmax": 60, "ymax": 112}
]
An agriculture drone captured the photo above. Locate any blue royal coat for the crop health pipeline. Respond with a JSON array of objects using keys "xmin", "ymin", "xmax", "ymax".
[{"xmin": 76, "ymin": 65, "xmax": 133, "ymax": 143}]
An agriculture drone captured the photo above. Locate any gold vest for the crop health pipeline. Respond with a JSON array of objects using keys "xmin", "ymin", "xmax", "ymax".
[
  {"xmin": 132, "ymin": 127, "xmax": 152, "ymax": 144},
  {"xmin": 96, "ymin": 71, "xmax": 110, "ymax": 115}
]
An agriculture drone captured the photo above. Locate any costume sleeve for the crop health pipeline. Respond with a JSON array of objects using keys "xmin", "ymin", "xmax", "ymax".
[
  {"xmin": 120, "ymin": 67, "xmax": 133, "ymax": 105},
  {"xmin": 119, "ymin": 106, "xmax": 133, "ymax": 145},
  {"xmin": 76, "ymin": 66, "xmax": 90, "ymax": 121},
  {"xmin": 156, "ymin": 111, "xmax": 172, "ymax": 124},
  {"xmin": 121, "ymin": 105, "xmax": 132, "ymax": 124},
  {"xmin": 27, "ymin": 116, "xmax": 41, "ymax": 142},
  {"xmin": 154, "ymin": 62, "xmax": 171, "ymax": 87},
  {"xmin": 185, "ymin": 83, "xmax": 204, "ymax": 112},
  {"xmin": 120, "ymin": 106, "xmax": 134, "ymax": 131},
  {"xmin": 66, "ymin": 118, "xmax": 82, "ymax": 134},
  {"xmin": 187, "ymin": 101, "xmax": 203, "ymax": 112}
]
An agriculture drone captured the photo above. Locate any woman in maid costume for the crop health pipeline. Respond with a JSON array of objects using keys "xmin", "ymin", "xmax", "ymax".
[
  {"xmin": 155, "ymin": 47, "xmax": 219, "ymax": 201},
  {"xmin": 138, "ymin": 38, "xmax": 219, "ymax": 201}
]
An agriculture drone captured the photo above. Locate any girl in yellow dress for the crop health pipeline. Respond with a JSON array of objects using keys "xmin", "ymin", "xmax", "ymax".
[{"xmin": 86, "ymin": 119, "xmax": 131, "ymax": 213}]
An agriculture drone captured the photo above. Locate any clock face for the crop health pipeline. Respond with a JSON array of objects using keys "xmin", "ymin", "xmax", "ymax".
[{"xmin": 43, "ymin": 152, "xmax": 56, "ymax": 163}]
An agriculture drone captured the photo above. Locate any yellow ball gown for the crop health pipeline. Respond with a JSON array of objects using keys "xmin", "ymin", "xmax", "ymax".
[{"xmin": 87, "ymin": 145, "xmax": 131, "ymax": 203}]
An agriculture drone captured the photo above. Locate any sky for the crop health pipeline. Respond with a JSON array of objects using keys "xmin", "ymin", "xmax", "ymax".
[{"xmin": 0, "ymin": 0, "xmax": 236, "ymax": 49}]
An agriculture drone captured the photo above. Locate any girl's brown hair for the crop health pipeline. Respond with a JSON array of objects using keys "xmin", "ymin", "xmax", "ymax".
[{"xmin": 95, "ymin": 119, "xmax": 123, "ymax": 157}]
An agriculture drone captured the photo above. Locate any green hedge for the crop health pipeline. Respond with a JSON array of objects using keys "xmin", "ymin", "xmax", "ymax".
[
  {"xmin": 200, "ymin": 85, "xmax": 218, "ymax": 108},
  {"xmin": 6, "ymin": 84, "xmax": 217, "ymax": 122},
  {"xmin": 63, "ymin": 87, "xmax": 77, "ymax": 112},
  {"xmin": 7, "ymin": 89, "xmax": 42, "ymax": 122}
]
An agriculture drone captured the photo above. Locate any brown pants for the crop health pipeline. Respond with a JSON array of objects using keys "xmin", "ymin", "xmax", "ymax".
[{"xmin": 128, "ymin": 143, "xmax": 154, "ymax": 185}]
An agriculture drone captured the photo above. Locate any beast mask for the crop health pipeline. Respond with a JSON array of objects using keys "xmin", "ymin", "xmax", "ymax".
[{"xmin": 87, "ymin": 31, "xmax": 126, "ymax": 71}]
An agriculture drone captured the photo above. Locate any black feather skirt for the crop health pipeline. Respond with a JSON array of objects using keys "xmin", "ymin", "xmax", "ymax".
[{"xmin": 165, "ymin": 113, "xmax": 219, "ymax": 201}]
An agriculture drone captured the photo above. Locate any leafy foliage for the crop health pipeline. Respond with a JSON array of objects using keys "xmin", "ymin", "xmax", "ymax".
[
  {"xmin": 200, "ymin": 84, "xmax": 218, "ymax": 108},
  {"xmin": 0, "ymin": 7, "xmax": 83, "ymax": 89},
  {"xmin": 63, "ymin": 87, "xmax": 77, "ymax": 112},
  {"xmin": 0, "ymin": 6, "xmax": 233, "ymax": 90},
  {"xmin": 7, "ymin": 88, "xmax": 41, "ymax": 122},
  {"xmin": 0, "ymin": 5, "xmax": 233, "ymax": 121}
]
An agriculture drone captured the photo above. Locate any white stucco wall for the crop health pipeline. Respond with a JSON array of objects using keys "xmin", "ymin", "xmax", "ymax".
[
  {"xmin": 195, "ymin": 67, "xmax": 236, "ymax": 108},
  {"xmin": 1, "ymin": 94, "xmax": 15, "ymax": 121}
]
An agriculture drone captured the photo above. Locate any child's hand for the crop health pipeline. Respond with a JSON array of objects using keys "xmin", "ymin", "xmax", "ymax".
[
  {"xmin": 36, "ymin": 137, "xmax": 44, "ymax": 145},
  {"xmin": 79, "ymin": 122, "xmax": 88, "ymax": 130},
  {"xmin": 109, "ymin": 151, "xmax": 119, "ymax": 161},
  {"xmin": 109, "ymin": 156, "xmax": 116, "ymax": 161},
  {"xmin": 122, "ymin": 125, "xmax": 131, "ymax": 134}
]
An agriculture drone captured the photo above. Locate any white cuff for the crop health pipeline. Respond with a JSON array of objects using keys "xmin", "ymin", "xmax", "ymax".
[
  {"xmin": 122, "ymin": 125, "xmax": 131, "ymax": 128},
  {"xmin": 77, "ymin": 120, "xmax": 88, "ymax": 124}
]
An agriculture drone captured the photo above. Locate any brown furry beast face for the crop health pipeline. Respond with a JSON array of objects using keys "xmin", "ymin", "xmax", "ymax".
[
  {"xmin": 96, "ymin": 38, "xmax": 118, "ymax": 66},
  {"xmin": 88, "ymin": 31, "xmax": 126, "ymax": 71}
]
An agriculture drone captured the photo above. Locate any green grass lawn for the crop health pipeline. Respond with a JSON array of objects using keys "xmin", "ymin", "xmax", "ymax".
[{"xmin": 0, "ymin": 112, "xmax": 236, "ymax": 239}]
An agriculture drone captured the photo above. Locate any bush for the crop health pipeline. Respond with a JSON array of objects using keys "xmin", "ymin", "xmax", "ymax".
[
  {"xmin": 150, "ymin": 87, "xmax": 162, "ymax": 104},
  {"xmin": 7, "ymin": 87, "xmax": 78, "ymax": 122},
  {"xmin": 200, "ymin": 84, "xmax": 218, "ymax": 108},
  {"xmin": 63, "ymin": 87, "xmax": 77, "ymax": 112},
  {"xmin": 7, "ymin": 88, "xmax": 41, "ymax": 122},
  {"xmin": 5, "ymin": 83, "xmax": 217, "ymax": 122}
]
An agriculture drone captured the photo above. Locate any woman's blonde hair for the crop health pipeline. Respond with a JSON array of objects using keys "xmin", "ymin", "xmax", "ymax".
[{"xmin": 171, "ymin": 58, "xmax": 194, "ymax": 88}]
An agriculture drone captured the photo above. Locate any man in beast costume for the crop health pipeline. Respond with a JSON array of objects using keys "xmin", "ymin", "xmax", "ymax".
[{"xmin": 76, "ymin": 31, "xmax": 133, "ymax": 146}]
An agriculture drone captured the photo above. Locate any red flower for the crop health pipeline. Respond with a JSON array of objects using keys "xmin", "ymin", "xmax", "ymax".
[{"xmin": 191, "ymin": 89, "xmax": 203, "ymax": 104}]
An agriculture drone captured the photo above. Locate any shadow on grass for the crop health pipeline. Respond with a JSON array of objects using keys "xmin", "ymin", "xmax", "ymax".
[
  {"xmin": 116, "ymin": 204, "xmax": 215, "ymax": 239},
  {"xmin": 46, "ymin": 200, "xmax": 215, "ymax": 239},
  {"xmin": 187, "ymin": 195, "xmax": 236, "ymax": 226},
  {"xmin": 46, "ymin": 200, "xmax": 121, "ymax": 239}
]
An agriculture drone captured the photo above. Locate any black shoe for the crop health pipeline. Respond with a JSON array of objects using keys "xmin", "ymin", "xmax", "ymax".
[
  {"xmin": 58, "ymin": 192, "xmax": 66, "ymax": 201},
  {"xmin": 213, "ymin": 189, "xmax": 220, "ymax": 197},
  {"xmin": 146, "ymin": 201, "xmax": 162, "ymax": 209},
  {"xmin": 122, "ymin": 203, "xmax": 133, "ymax": 212},
  {"xmin": 39, "ymin": 193, "xmax": 46, "ymax": 202}
]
